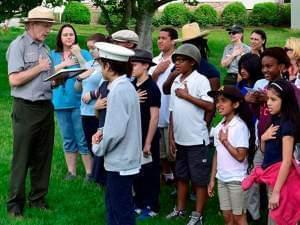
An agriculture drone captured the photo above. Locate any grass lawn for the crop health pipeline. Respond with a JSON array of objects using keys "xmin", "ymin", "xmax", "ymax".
[{"xmin": 1, "ymin": 24, "xmax": 300, "ymax": 225}]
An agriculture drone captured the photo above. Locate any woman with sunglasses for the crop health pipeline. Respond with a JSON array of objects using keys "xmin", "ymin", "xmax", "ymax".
[{"xmin": 221, "ymin": 25, "xmax": 251, "ymax": 85}]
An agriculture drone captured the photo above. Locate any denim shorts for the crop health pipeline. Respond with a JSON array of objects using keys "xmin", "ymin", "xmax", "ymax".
[{"xmin": 56, "ymin": 108, "xmax": 89, "ymax": 155}]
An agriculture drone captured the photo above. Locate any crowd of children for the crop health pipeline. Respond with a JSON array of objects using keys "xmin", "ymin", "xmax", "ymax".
[{"xmin": 6, "ymin": 7, "xmax": 300, "ymax": 225}]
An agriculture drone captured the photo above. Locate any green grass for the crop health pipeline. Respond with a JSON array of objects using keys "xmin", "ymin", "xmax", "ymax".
[{"xmin": 1, "ymin": 24, "xmax": 300, "ymax": 225}]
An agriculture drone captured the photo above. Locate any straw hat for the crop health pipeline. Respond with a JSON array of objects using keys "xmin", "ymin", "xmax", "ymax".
[
  {"xmin": 95, "ymin": 42, "xmax": 135, "ymax": 62},
  {"xmin": 176, "ymin": 22, "xmax": 209, "ymax": 42},
  {"xmin": 21, "ymin": 6, "xmax": 55, "ymax": 24}
]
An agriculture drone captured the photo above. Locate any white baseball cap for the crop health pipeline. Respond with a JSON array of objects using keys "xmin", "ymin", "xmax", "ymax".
[{"xmin": 94, "ymin": 42, "xmax": 135, "ymax": 62}]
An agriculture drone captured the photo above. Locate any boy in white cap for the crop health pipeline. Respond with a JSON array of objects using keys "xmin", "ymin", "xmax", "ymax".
[{"xmin": 92, "ymin": 42, "xmax": 142, "ymax": 225}]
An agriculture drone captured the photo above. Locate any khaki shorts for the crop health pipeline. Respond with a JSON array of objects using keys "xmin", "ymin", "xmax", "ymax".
[
  {"xmin": 159, "ymin": 127, "xmax": 174, "ymax": 161},
  {"xmin": 218, "ymin": 180, "xmax": 247, "ymax": 215}
]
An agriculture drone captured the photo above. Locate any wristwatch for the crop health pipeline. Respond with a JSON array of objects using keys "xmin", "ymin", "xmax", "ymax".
[{"xmin": 76, "ymin": 76, "xmax": 83, "ymax": 82}]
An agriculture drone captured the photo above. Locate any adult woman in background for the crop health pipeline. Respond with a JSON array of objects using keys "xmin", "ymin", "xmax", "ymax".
[
  {"xmin": 250, "ymin": 29, "xmax": 267, "ymax": 56},
  {"xmin": 51, "ymin": 24, "xmax": 93, "ymax": 180},
  {"xmin": 284, "ymin": 37, "xmax": 300, "ymax": 82},
  {"xmin": 221, "ymin": 25, "xmax": 251, "ymax": 85}
]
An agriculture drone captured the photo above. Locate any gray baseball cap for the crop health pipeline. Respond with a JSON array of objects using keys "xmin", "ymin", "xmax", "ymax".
[
  {"xmin": 172, "ymin": 44, "xmax": 201, "ymax": 65},
  {"xmin": 111, "ymin": 29, "xmax": 139, "ymax": 45}
]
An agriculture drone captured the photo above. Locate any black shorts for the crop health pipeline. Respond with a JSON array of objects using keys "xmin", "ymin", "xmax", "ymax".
[{"xmin": 175, "ymin": 144, "xmax": 210, "ymax": 186}]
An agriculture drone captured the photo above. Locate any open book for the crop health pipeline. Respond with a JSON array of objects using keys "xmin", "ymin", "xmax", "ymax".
[{"xmin": 44, "ymin": 68, "xmax": 87, "ymax": 82}]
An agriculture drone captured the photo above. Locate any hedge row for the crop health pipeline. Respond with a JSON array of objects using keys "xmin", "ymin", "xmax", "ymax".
[
  {"xmin": 153, "ymin": 2, "xmax": 291, "ymax": 27},
  {"xmin": 61, "ymin": 1, "xmax": 291, "ymax": 27},
  {"xmin": 62, "ymin": 1, "xmax": 91, "ymax": 24}
]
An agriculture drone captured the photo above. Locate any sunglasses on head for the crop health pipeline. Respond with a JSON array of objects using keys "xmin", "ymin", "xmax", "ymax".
[
  {"xmin": 283, "ymin": 47, "xmax": 293, "ymax": 52},
  {"xmin": 228, "ymin": 31, "xmax": 238, "ymax": 35}
]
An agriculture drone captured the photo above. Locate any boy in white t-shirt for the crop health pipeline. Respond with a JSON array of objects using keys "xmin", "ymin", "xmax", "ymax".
[
  {"xmin": 208, "ymin": 86, "xmax": 254, "ymax": 225},
  {"xmin": 166, "ymin": 44, "xmax": 214, "ymax": 225}
]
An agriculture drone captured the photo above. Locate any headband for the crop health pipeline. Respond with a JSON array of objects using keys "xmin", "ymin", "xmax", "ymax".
[{"xmin": 270, "ymin": 82, "xmax": 283, "ymax": 91}]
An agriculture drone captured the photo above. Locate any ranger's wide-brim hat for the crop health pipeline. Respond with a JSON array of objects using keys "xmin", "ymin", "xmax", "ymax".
[
  {"xmin": 176, "ymin": 22, "xmax": 210, "ymax": 42},
  {"xmin": 21, "ymin": 6, "xmax": 55, "ymax": 24}
]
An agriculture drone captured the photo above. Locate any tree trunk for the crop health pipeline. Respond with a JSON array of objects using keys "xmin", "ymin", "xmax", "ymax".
[{"xmin": 135, "ymin": 9, "xmax": 154, "ymax": 52}]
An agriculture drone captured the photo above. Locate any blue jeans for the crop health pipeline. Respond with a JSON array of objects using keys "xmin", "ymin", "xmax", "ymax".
[
  {"xmin": 56, "ymin": 108, "xmax": 89, "ymax": 154},
  {"xmin": 106, "ymin": 171, "xmax": 135, "ymax": 225}
]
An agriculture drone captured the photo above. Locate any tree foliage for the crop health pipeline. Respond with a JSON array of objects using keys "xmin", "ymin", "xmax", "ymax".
[
  {"xmin": 93, "ymin": 0, "xmax": 174, "ymax": 34},
  {"xmin": 0, "ymin": 0, "xmax": 63, "ymax": 22}
]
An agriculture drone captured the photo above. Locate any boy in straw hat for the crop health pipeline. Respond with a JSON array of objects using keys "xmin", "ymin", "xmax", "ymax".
[
  {"xmin": 6, "ymin": 6, "xmax": 57, "ymax": 217},
  {"xmin": 92, "ymin": 42, "xmax": 142, "ymax": 225},
  {"xmin": 163, "ymin": 23, "xmax": 220, "ymax": 97}
]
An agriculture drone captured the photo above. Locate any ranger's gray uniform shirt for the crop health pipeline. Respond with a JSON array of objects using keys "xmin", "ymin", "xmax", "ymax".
[
  {"xmin": 222, "ymin": 43, "xmax": 251, "ymax": 74},
  {"xmin": 6, "ymin": 32, "xmax": 54, "ymax": 101}
]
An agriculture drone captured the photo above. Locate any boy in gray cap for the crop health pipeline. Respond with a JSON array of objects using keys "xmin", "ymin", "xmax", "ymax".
[
  {"xmin": 166, "ymin": 44, "xmax": 214, "ymax": 225},
  {"xmin": 111, "ymin": 29, "xmax": 139, "ymax": 49}
]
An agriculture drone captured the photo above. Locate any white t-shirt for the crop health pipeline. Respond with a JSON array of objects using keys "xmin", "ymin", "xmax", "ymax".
[
  {"xmin": 149, "ymin": 53, "xmax": 174, "ymax": 128},
  {"xmin": 253, "ymin": 78, "xmax": 268, "ymax": 91},
  {"xmin": 169, "ymin": 70, "xmax": 213, "ymax": 146},
  {"xmin": 211, "ymin": 115, "xmax": 249, "ymax": 182}
]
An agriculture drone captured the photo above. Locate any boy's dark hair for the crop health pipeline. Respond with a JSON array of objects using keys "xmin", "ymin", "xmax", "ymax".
[
  {"xmin": 160, "ymin": 27, "xmax": 178, "ymax": 40},
  {"xmin": 268, "ymin": 79, "xmax": 300, "ymax": 142},
  {"xmin": 261, "ymin": 47, "xmax": 291, "ymax": 68},
  {"xmin": 55, "ymin": 24, "xmax": 78, "ymax": 52},
  {"xmin": 87, "ymin": 33, "xmax": 107, "ymax": 42},
  {"xmin": 100, "ymin": 58, "xmax": 132, "ymax": 77},
  {"xmin": 183, "ymin": 37, "xmax": 209, "ymax": 60},
  {"xmin": 238, "ymin": 53, "xmax": 264, "ymax": 86},
  {"xmin": 251, "ymin": 29, "xmax": 267, "ymax": 51}
]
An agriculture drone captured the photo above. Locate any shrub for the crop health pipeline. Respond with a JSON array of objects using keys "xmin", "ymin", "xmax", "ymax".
[
  {"xmin": 152, "ymin": 14, "xmax": 164, "ymax": 27},
  {"xmin": 62, "ymin": 1, "xmax": 91, "ymax": 24},
  {"xmin": 278, "ymin": 3, "xmax": 291, "ymax": 26},
  {"xmin": 249, "ymin": 2, "xmax": 279, "ymax": 26},
  {"xmin": 161, "ymin": 3, "xmax": 191, "ymax": 26},
  {"xmin": 221, "ymin": 2, "xmax": 248, "ymax": 26},
  {"xmin": 193, "ymin": 4, "xmax": 218, "ymax": 27}
]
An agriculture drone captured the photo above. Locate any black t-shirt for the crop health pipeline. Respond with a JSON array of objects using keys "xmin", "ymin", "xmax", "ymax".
[
  {"xmin": 97, "ymin": 81, "xmax": 110, "ymax": 128},
  {"xmin": 262, "ymin": 116, "xmax": 296, "ymax": 169},
  {"xmin": 132, "ymin": 76, "xmax": 161, "ymax": 146}
]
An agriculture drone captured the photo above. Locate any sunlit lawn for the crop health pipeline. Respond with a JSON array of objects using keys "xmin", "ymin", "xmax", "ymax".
[{"xmin": 1, "ymin": 24, "xmax": 300, "ymax": 225}]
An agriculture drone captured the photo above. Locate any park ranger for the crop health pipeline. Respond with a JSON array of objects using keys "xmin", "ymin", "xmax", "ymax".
[{"xmin": 6, "ymin": 6, "xmax": 57, "ymax": 217}]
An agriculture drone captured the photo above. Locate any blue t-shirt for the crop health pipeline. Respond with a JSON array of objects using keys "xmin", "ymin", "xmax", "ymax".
[
  {"xmin": 262, "ymin": 116, "xmax": 296, "ymax": 169},
  {"xmin": 198, "ymin": 59, "xmax": 220, "ymax": 79},
  {"xmin": 80, "ymin": 60, "xmax": 102, "ymax": 116},
  {"xmin": 51, "ymin": 49, "xmax": 92, "ymax": 109}
]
